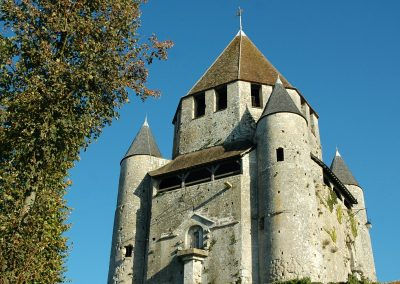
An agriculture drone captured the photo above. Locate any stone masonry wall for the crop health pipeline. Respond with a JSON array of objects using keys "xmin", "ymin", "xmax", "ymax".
[
  {"xmin": 256, "ymin": 112, "xmax": 323, "ymax": 283},
  {"xmin": 176, "ymin": 81, "xmax": 271, "ymax": 156},
  {"xmin": 313, "ymin": 175, "xmax": 376, "ymax": 282},
  {"xmin": 108, "ymin": 155, "xmax": 169, "ymax": 284},
  {"xmin": 146, "ymin": 158, "xmax": 255, "ymax": 284},
  {"xmin": 347, "ymin": 185, "xmax": 377, "ymax": 281}
]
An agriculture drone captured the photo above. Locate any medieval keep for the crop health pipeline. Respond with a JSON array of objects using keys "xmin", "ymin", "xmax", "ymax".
[{"xmin": 107, "ymin": 29, "xmax": 376, "ymax": 283}]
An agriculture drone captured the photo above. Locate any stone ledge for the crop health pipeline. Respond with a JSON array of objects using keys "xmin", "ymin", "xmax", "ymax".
[{"xmin": 177, "ymin": 248, "xmax": 208, "ymax": 261}]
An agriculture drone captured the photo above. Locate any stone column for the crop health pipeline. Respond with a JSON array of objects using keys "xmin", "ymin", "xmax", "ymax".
[{"xmin": 177, "ymin": 249, "xmax": 208, "ymax": 284}]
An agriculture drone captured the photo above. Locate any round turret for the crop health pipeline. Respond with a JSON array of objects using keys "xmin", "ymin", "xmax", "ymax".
[
  {"xmin": 108, "ymin": 119, "xmax": 168, "ymax": 284},
  {"xmin": 331, "ymin": 151, "xmax": 376, "ymax": 281},
  {"xmin": 255, "ymin": 78, "xmax": 322, "ymax": 282}
]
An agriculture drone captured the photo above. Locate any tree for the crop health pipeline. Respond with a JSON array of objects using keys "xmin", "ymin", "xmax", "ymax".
[{"xmin": 0, "ymin": 0, "xmax": 172, "ymax": 282}]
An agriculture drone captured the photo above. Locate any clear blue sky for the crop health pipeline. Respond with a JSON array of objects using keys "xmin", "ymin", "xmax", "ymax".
[{"xmin": 66, "ymin": 1, "xmax": 400, "ymax": 282}]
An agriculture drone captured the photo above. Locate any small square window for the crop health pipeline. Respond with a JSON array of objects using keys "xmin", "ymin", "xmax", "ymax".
[
  {"xmin": 251, "ymin": 84, "xmax": 261, "ymax": 108},
  {"xmin": 194, "ymin": 93, "xmax": 205, "ymax": 118},
  {"xmin": 124, "ymin": 245, "xmax": 133, "ymax": 257},
  {"xmin": 215, "ymin": 85, "xmax": 227, "ymax": 111}
]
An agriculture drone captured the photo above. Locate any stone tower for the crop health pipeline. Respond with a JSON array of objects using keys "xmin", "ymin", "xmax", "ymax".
[{"xmin": 108, "ymin": 30, "xmax": 376, "ymax": 283}]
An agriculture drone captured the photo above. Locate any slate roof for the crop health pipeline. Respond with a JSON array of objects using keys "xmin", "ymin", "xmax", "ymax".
[
  {"xmin": 259, "ymin": 78, "xmax": 305, "ymax": 121},
  {"xmin": 330, "ymin": 150, "xmax": 359, "ymax": 186},
  {"xmin": 122, "ymin": 119, "xmax": 162, "ymax": 162},
  {"xmin": 149, "ymin": 144, "xmax": 252, "ymax": 177},
  {"xmin": 311, "ymin": 153, "xmax": 358, "ymax": 205},
  {"xmin": 187, "ymin": 31, "xmax": 292, "ymax": 95}
]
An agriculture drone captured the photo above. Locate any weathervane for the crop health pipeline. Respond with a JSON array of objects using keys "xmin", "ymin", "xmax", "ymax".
[{"xmin": 237, "ymin": 7, "xmax": 243, "ymax": 31}]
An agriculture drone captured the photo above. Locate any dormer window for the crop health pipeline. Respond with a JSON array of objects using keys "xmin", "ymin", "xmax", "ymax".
[
  {"xmin": 251, "ymin": 84, "xmax": 261, "ymax": 108},
  {"xmin": 215, "ymin": 85, "xmax": 227, "ymax": 111},
  {"xmin": 194, "ymin": 93, "xmax": 206, "ymax": 118}
]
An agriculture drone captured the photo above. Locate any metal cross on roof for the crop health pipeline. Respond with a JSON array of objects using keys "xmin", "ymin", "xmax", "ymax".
[{"xmin": 237, "ymin": 7, "xmax": 244, "ymax": 31}]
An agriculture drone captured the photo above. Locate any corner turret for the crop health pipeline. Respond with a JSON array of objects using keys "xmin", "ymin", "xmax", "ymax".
[
  {"xmin": 108, "ymin": 118, "xmax": 169, "ymax": 284},
  {"xmin": 330, "ymin": 149, "xmax": 359, "ymax": 186},
  {"xmin": 122, "ymin": 117, "xmax": 162, "ymax": 162},
  {"xmin": 255, "ymin": 78, "xmax": 322, "ymax": 282},
  {"xmin": 259, "ymin": 76, "xmax": 305, "ymax": 121},
  {"xmin": 330, "ymin": 149, "xmax": 376, "ymax": 281}
]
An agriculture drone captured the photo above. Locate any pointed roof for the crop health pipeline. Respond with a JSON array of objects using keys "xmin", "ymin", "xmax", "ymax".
[
  {"xmin": 259, "ymin": 78, "xmax": 304, "ymax": 121},
  {"xmin": 330, "ymin": 149, "xmax": 359, "ymax": 186},
  {"xmin": 188, "ymin": 31, "xmax": 292, "ymax": 95},
  {"xmin": 122, "ymin": 118, "xmax": 162, "ymax": 162}
]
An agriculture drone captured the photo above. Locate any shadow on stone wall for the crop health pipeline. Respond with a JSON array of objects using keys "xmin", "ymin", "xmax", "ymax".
[
  {"xmin": 146, "ymin": 256, "xmax": 184, "ymax": 284},
  {"xmin": 222, "ymin": 107, "xmax": 256, "ymax": 151},
  {"xmin": 132, "ymin": 175, "xmax": 152, "ymax": 284}
]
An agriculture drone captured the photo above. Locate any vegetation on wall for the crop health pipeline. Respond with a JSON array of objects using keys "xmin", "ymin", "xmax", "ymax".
[
  {"xmin": 326, "ymin": 189, "xmax": 338, "ymax": 212},
  {"xmin": 273, "ymin": 278, "xmax": 312, "ymax": 284},
  {"xmin": 324, "ymin": 227, "xmax": 337, "ymax": 243},
  {"xmin": 336, "ymin": 206, "xmax": 343, "ymax": 224},
  {"xmin": 348, "ymin": 211, "xmax": 358, "ymax": 238},
  {"xmin": 274, "ymin": 275, "xmax": 378, "ymax": 284},
  {"xmin": 0, "ymin": 0, "xmax": 172, "ymax": 282}
]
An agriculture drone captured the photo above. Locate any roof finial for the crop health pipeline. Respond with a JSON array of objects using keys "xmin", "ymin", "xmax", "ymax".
[
  {"xmin": 237, "ymin": 7, "xmax": 243, "ymax": 32},
  {"xmin": 335, "ymin": 146, "xmax": 341, "ymax": 157},
  {"xmin": 143, "ymin": 115, "xmax": 149, "ymax": 127},
  {"xmin": 276, "ymin": 75, "xmax": 283, "ymax": 85}
]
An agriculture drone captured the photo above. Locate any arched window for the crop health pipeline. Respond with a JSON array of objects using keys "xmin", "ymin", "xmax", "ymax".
[{"xmin": 187, "ymin": 225, "xmax": 203, "ymax": 249}]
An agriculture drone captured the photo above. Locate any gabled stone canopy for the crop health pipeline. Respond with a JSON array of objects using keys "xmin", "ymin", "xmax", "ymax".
[
  {"xmin": 188, "ymin": 31, "xmax": 292, "ymax": 95},
  {"xmin": 330, "ymin": 149, "xmax": 359, "ymax": 186},
  {"xmin": 259, "ymin": 78, "xmax": 304, "ymax": 121},
  {"xmin": 122, "ymin": 118, "xmax": 162, "ymax": 162}
]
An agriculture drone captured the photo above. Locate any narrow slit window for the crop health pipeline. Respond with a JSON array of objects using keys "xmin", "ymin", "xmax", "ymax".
[
  {"xmin": 251, "ymin": 84, "xmax": 261, "ymax": 108},
  {"xmin": 215, "ymin": 85, "xmax": 227, "ymax": 111},
  {"xmin": 277, "ymin": 148, "xmax": 284, "ymax": 162},
  {"xmin": 124, "ymin": 245, "xmax": 133, "ymax": 257},
  {"xmin": 194, "ymin": 93, "xmax": 205, "ymax": 118}
]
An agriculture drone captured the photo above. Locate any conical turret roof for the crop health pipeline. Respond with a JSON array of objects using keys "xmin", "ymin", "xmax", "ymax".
[
  {"xmin": 122, "ymin": 118, "xmax": 162, "ymax": 162},
  {"xmin": 330, "ymin": 149, "xmax": 359, "ymax": 186},
  {"xmin": 188, "ymin": 31, "xmax": 292, "ymax": 95},
  {"xmin": 259, "ymin": 78, "xmax": 304, "ymax": 120}
]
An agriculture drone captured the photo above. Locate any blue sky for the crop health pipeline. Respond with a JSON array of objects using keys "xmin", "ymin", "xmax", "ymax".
[{"xmin": 66, "ymin": 1, "xmax": 400, "ymax": 282}]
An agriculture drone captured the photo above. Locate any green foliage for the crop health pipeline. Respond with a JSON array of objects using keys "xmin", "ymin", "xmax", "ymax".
[
  {"xmin": 273, "ymin": 277, "xmax": 312, "ymax": 284},
  {"xmin": 348, "ymin": 211, "xmax": 358, "ymax": 238},
  {"xmin": 315, "ymin": 190, "xmax": 327, "ymax": 208},
  {"xmin": 324, "ymin": 227, "xmax": 337, "ymax": 243},
  {"xmin": 336, "ymin": 206, "xmax": 343, "ymax": 224},
  {"xmin": 326, "ymin": 189, "xmax": 338, "ymax": 212},
  {"xmin": 272, "ymin": 275, "xmax": 378, "ymax": 284},
  {"xmin": 0, "ymin": 0, "xmax": 172, "ymax": 282},
  {"xmin": 346, "ymin": 273, "xmax": 378, "ymax": 284}
]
